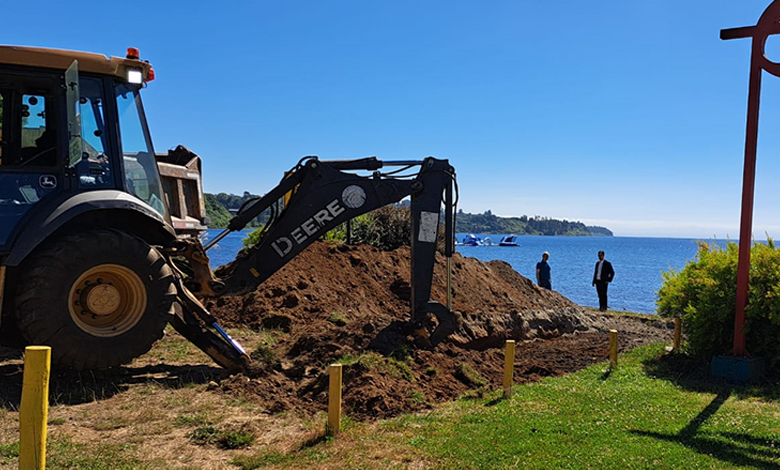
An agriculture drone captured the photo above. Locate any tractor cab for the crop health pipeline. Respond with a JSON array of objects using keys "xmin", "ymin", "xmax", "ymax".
[{"xmin": 0, "ymin": 46, "xmax": 169, "ymax": 249}]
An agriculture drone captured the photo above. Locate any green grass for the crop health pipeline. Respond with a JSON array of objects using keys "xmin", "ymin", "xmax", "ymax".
[
  {"xmin": 231, "ymin": 446, "xmax": 330, "ymax": 469},
  {"xmin": 326, "ymin": 312, "xmax": 349, "ymax": 326},
  {"xmin": 8, "ymin": 342, "xmax": 780, "ymax": 469},
  {"xmin": 0, "ymin": 441, "xmax": 19, "ymax": 462},
  {"xmin": 455, "ymin": 362, "xmax": 487, "ymax": 387},
  {"xmin": 239, "ymin": 344, "xmax": 780, "ymax": 469},
  {"xmin": 336, "ymin": 352, "xmax": 414, "ymax": 382},
  {"xmin": 47, "ymin": 435, "xmax": 146, "ymax": 469},
  {"xmin": 189, "ymin": 424, "xmax": 256, "ymax": 450},
  {"xmin": 407, "ymin": 390, "xmax": 427, "ymax": 406},
  {"xmin": 220, "ymin": 429, "xmax": 256, "ymax": 449},
  {"xmin": 387, "ymin": 344, "xmax": 780, "ymax": 470},
  {"xmin": 188, "ymin": 425, "xmax": 221, "ymax": 446},
  {"xmin": 173, "ymin": 413, "xmax": 212, "ymax": 427},
  {"xmin": 250, "ymin": 330, "xmax": 282, "ymax": 366}
]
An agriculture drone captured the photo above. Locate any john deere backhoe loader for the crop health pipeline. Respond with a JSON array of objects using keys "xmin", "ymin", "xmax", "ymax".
[{"xmin": 0, "ymin": 45, "xmax": 458, "ymax": 371}]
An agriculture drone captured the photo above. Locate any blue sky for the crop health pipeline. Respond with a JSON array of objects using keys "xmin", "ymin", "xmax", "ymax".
[{"xmin": 5, "ymin": 1, "xmax": 780, "ymax": 238}]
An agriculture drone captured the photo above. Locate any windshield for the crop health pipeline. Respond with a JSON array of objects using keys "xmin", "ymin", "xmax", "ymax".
[{"xmin": 115, "ymin": 83, "xmax": 168, "ymax": 219}]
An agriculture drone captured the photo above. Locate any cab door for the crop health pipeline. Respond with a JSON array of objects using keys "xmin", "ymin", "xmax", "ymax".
[{"xmin": 0, "ymin": 69, "xmax": 66, "ymax": 248}]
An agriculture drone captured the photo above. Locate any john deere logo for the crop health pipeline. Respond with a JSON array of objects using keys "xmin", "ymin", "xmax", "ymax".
[
  {"xmin": 342, "ymin": 185, "xmax": 366, "ymax": 209},
  {"xmin": 39, "ymin": 175, "xmax": 57, "ymax": 188}
]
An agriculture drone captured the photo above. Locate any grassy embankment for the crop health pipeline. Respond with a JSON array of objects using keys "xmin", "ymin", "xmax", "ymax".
[
  {"xmin": 1, "ymin": 334, "xmax": 779, "ymax": 469},
  {"xmin": 231, "ymin": 344, "xmax": 780, "ymax": 469}
]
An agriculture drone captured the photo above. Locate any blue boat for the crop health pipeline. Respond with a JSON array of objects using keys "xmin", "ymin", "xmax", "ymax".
[
  {"xmin": 460, "ymin": 234, "xmax": 484, "ymax": 246},
  {"xmin": 499, "ymin": 234, "xmax": 519, "ymax": 247}
]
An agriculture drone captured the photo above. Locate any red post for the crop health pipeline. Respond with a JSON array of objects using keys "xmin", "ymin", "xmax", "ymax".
[
  {"xmin": 721, "ymin": 2, "xmax": 780, "ymax": 357},
  {"xmin": 733, "ymin": 54, "xmax": 762, "ymax": 357}
]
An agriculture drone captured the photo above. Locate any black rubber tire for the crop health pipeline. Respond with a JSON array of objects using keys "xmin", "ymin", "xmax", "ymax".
[{"xmin": 14, "ymin": 229, "xmax": 176, "ymax": 369}]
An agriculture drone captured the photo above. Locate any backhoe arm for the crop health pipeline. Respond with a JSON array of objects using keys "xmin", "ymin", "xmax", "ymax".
[
  {"xmin": 214, "ymin": 157, "xmax": 454, "ymax": 295},
  {"xmin": 171, "ymin": 156, "xmax": 457, "ymax": 370}
]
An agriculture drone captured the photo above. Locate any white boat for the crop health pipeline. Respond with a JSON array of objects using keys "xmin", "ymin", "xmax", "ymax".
[{"xmin": 498, "ymin": 235, "xmax": 519, "ymax": 246}]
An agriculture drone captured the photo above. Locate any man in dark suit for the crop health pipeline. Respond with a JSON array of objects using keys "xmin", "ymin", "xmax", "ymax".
[{"xmin": 592, "ymin": 250, "xmax": 615, "ymax": 311}]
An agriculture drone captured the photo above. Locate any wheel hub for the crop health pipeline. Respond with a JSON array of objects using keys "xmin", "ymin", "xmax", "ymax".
[
  {"xmin": 68, "ymin": 264, "xmax": 147, "ymax": 337},
  {"xmin": 83, "ymin": 283, "xmax": 122, "ymax": 316}
]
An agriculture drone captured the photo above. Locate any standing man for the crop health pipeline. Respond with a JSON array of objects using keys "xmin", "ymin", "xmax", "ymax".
[
  {"xmin": 536, "ymin": 252, "xmax": 552, "ymax": 290},
  {"xmin": 592, "ymin": 250, "xmax": 615, "ymax": 311}
]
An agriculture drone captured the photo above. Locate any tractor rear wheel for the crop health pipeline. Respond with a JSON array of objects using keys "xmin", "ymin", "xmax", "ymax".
[{"xmin": 15, "ymin": 229, "xmax": 177, "ymax": 369}]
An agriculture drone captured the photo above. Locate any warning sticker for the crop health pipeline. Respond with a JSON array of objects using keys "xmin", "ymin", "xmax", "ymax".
[{"xmin": 418, "ymin": 211, "xmax": 439, "ymax": 243}]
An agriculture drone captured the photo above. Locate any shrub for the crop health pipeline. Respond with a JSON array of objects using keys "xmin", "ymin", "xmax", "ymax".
[
  {"xmin": 657, "ymin": 240, "xmax": 780, "ymax": 368},
  {"xmin": 338, "ymin": 206, "xmax": 412, "ymax": 251},
  {"xmin": 327, "ymin": 204, "xmax": 450, "ymax": 252},
  {"xmin": 245, "ymin": 203, "xmax": 450, "ymax": 252}
]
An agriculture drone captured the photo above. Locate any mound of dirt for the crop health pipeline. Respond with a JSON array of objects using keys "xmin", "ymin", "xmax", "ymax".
[{"xmin": 206, "ymin": 242, "xmax": 672, "ymax": 420}]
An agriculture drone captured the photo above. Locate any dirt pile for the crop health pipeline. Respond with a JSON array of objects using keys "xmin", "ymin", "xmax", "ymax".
[{"xmin": 206, "ymin": 241, "xmax": 672, "ymax": 420}]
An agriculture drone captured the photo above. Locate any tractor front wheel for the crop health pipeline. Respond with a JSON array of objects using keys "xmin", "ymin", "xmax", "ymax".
[{"xmin": 15, "ymin": 229, "xmax": 177, "ymax": 369}]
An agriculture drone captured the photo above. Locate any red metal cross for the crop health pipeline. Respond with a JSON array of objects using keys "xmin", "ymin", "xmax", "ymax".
[{"xmin": 721, "ymin": 1, "xmax": 780, "ymax": 356}]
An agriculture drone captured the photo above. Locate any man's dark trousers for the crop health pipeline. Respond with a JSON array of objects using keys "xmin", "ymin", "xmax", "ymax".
[{"xmin": 595, "ymin": 281, "xmax": 609, "ymax": 311}]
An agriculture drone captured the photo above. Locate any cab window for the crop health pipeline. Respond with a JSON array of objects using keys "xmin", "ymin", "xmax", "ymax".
[
  {"xmin": 20, "ymin": 94, "xmax": 56, "ymax": 167},
  {"xmin": 71, "ymin": 77, "xmax": 113, "ymax": 189},
  {"xmin": 116, "ymin": 84, "xmax": 167, "ymax": 217}
]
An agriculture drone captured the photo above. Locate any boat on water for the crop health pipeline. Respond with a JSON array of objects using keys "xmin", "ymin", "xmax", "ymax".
[
  {"xmin": 459, "ymin": 234, "xmax": 495, "ymax": 246},
  {"xmin": 460, "ymin": 234, "xmax": 484, "ymax": 246},
  {"xmin": 499, "ymin": 234, "xmax": 519, "ymax": 247}
]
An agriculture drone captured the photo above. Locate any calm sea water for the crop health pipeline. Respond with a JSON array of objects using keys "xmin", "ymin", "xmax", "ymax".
[{"xmin": 202, "ymin": 229, "xmax": 720, "ymax": 314}]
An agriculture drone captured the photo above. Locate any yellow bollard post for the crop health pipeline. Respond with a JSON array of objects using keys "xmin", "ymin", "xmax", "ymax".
[
  {"xmin": 327, "ymin": 364, "xmax": 342, "ymax": 437},
  {"xmin": 19, "ymin": 346, "xmax": 51, "ymax": 470},
  {"xmin": 673, "ymin": 317, "xmax": 682, "ymax": 350},
  {"xmin": 609, "ymin": 330, "xmax": 618, "ymax": 370},
  {"xmin": 503, "ymin": 340, "xmax": 515, "ymax": 398}
]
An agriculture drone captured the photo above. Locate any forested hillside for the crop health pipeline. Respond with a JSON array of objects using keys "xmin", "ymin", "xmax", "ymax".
[
  {"xmin": 456, "ymin": 210, "xmax": 612, "ymax": 236},
  {"xmin": 204, "ymin": 193, "xmax": 612, "ymax": 236},
  {"xmin": 204, "ymin": 192, "xmax": 268, "ymax": 228}
]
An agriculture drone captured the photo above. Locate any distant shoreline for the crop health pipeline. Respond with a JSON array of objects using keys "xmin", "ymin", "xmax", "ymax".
[{"xmin": 455, "ymin": 211, "xmax": 613, "ymax": 237}]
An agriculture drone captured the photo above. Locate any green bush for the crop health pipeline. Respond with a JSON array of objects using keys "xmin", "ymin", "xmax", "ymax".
[
  {"xmin": 322, "ymin": 205, "xmax": 412, "ymax": 251},
  {"xmin": 343, "ymin": 205, "xmax": 412, "ymax": 251},
  {"xmin": 330, "ymin": 205, "xmax": 449, "ymax": 252},
  {"xmin": 657, "ymin": 240, "xmax": 780, "ymax": 368}
]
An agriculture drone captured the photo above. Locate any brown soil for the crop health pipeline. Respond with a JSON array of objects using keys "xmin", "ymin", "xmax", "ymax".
[{"xmin": 203, "ymin": 241, "xmax": 674, "ymax": 421}]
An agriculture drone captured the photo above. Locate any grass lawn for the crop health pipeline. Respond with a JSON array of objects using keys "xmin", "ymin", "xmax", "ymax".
[
  {"xmin": 3, "ymin": 341, "xmax": 779, "ymax": 469},
  {"xmin": 233, "ymin": 344, "xmax": 780, "ymax": 470}
]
